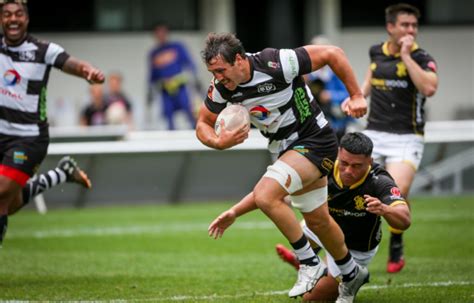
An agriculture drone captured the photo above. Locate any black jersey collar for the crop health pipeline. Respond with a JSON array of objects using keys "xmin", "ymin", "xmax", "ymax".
[{"xmin": 333, "ymin": 160, "xmax": 372, "ymax": 190}]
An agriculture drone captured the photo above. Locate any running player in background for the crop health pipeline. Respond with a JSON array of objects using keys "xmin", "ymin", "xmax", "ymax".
[
  {"xmin": 356, "ymin": 3, "xmax": 438, "ymax": 273},
  {"xmin": 274, "ymin": 132, "xmax": 411, "ymax": 302},
  {"xmin": 0, "ymin": 0, "xmax": 102, "ymax": 246},
  {"xmin": 198, "ymin": 32, "xmax": 367, "ymax": 301}
]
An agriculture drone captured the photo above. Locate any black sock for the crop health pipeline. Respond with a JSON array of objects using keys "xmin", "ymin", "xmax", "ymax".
[
  {"xmin": 0, "ymin": 214, "xmax": 8, "ymax": 245},
  {"xmin": 335, "ymin": 252, "xmax": 358, "ymax": 282},
  {"xmin": 290, "ymin": 235, "xmax": 319, "ymax": 266},
  {"xmin": 389, "ymin": 233, "xmax": 404, "ymax": 261},
  {"xmin": 22, "ymin": 169, "xmax": 66, "ymax": 206}
]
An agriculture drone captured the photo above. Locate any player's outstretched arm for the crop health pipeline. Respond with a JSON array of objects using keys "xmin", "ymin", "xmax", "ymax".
[
  {"xmin": 208, "ymin": 192, "xmax": 258, "ymax": 239},
  {"xmin": 62, "ymin": 56, "xmax": 105, "ymax": 84},
  {"xmin": 364, "ymin": 195, "xmax": 411, "ymax": 230}
]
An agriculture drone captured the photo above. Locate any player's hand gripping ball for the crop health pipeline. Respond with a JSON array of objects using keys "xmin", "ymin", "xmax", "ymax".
[{"xmin": 214, "ymin": 104, "xmax": 251, "ymax": 135}]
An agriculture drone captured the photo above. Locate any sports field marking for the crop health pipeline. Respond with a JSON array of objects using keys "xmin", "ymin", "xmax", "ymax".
[
  {"xmin": 4, "ymin": 281, "xmax": 472, "ymax": 302},
  {"xmin": 7, "ymin": 221, "xmax": 275, "ymax": 239}
]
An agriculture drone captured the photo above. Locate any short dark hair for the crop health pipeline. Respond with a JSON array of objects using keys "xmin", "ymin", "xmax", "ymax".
[
  {"xmin": 339, "ymin": 132, "xmax": 373, "ymax": 157},
  {"xmin": 385, "ymin": 3, "xmax": 420, "ymax": 24},
  {"xmin": 201, "ymin": 32, "xmax": 246, "ymax": 65},
  {"xmin": 0, "ymin": 0, "xmax": 28, "ymax": 14}
]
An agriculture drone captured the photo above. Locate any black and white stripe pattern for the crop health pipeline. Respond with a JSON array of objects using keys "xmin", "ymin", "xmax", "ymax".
[
  {"xmin": 205, "ymin": 47, "xmax": 327, "ymax": 154},
  {"xmin": 0, "ymin": 35, "xmax": 70, "ymax": 137}
]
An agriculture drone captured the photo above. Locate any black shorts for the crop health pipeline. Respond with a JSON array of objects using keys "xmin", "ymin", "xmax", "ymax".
[
  {"xmin": 282, "ymin": 125, "xmax": 338, "ymax": 177},
  {"xmin": 0, "ymin": 135, "xmax": 49, "ymax": 186}
]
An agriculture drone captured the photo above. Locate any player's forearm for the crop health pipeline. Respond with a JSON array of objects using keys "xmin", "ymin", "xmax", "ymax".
[
  {"xmin": 231, "ymin": 192, "xmax": 258, "ymax": 217},
  {"xmin": 196, "ymin": 121, "xmax": 221, "ymax": 150},
  {"xmin": 402, "ymin": 55, "xmax": 438, "ymax": 97},
  {"xmin": 383, "ymin": 204, "xmax": 411, "ymax": 230}
]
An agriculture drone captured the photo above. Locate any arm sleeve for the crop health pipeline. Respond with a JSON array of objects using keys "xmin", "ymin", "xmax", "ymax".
[
  {"xmin": 46, "ymin": 42, "xmax": 70, "ymax": 69},
  {"xmin": 415, "ymin": 50, "xmax": 438, "ymax": 73},
  {"xmin": 204, "ymin": 80, "xmax": 227, "ymax": 114},
  {"xmin": 374, "ymin": 175, "xmax": 407, "ymax": 206}
]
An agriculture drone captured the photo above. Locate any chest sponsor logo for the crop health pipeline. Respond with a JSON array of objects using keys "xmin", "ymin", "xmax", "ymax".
[
  {"xmin": 257, "ymin": 83, "xmax": 276, "ymax": 94},
  {"xmin": 396, "ymin": 62, "xmax": 407, "ymax": 77},
  {"xmin": 354, "ymin": 195, "xmax": 366, "ymax": 211},
  {"xmin": 19, "ymin": 50, "xmax": 36, "ymax": 62},
  {"xmin": 249, "ymin": 105, "xmax": 270, "ymax": 120},
  {"xmin": 3, "ymin": 69, "xmax": 21, "ymax": 86}
]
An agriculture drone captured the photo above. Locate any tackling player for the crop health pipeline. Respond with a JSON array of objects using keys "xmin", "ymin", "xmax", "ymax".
[{"xmin": 274, "ymin": 132, "xmax": 411, "ymax": 302}]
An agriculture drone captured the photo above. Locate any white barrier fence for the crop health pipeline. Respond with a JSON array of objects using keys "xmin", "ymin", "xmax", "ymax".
[{"xmin": 34, "ymin": 120, "xmax": 473, "ymax": 212}]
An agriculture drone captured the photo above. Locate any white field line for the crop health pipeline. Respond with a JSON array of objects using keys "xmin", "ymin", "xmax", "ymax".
[
  {"xmin": 7, "ymin": 221, "xmax": 275, "ymax": 239},
  {"xmin": 1, "ymin": 281, "xmax": 472, "ymax": 302}
]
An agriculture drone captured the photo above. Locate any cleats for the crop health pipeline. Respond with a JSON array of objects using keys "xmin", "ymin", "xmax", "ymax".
[
  {"xmin": 276, "ymin": 244, "xmax": 300, "ymax": 270},
  {"xmin": 57, "ymin": 156, "xmax": 92, "ymax": 189},
  {"xmin": 288, "ymin": 261, "xmax": 327, "ymax": 298},
  {"xmin": 336, "ymin": 265, "xmax": 370, "ymax": 303}
]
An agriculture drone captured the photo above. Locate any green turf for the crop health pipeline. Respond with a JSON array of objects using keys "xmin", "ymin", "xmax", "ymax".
[{"xmin": 1, "ymin": 196, "xmax": 473, "ymax": 302}]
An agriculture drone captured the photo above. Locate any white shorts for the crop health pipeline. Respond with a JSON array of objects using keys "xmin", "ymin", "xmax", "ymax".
[
  {"xmin": 302, "ymin": 224, "xmax": 378, "ymax": 278},
  {"xmin": 363, "ymin": 130, "xmax": 424, "ymax": 170}
]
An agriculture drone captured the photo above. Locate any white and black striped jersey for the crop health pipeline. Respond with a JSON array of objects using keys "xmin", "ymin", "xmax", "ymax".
[
  {"xmin": 205, "ymin": 47, "xmax": 329, "ymax": 154},
  {"xmin": 0, "ymin": 34, "xmax": 70, "ymax": 138}
]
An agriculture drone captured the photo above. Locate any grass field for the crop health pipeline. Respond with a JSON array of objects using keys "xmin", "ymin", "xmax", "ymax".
[{"xmin": 0, "ymin": 196, "xmax": 473, "ymax": 302}]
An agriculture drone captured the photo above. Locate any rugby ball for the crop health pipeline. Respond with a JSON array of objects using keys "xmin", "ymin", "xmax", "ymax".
[{"xmin": 214, "ymin": 104, "xmax": 250, "ymax": 135}]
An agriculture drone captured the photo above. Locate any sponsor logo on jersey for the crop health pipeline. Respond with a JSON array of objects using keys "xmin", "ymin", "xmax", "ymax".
[
  {"xmin": 207, "ymin": 84, "xmax": 214, "ymax": 100},
  {"xmin": 390, "ymin": 187, "xmax": 402, "ymax": 199},
  {"xmin": 13, "ymin": 151, "xmax": 28, "ymax": 164},
  {"xmin": 354, "ymin": 195, "xmax": 366, "ymax": 211},
  {"xmin": 257, "ymin": 83, "xmax": 276, "ymax": 94},
  {"xmin": 231, "ymin": 92, "xmax": 243, "ymax": 98},
  {"xmin": 427, "ymin": 61, "xmax": 437, "ymax": 73},
  {"xmin": 293, "ymin": 145, "xmax": 309, "ymax": 155},
  {"xmin": 19, "ymin": 50, "xmax": 36, "ymax": 62},
  {"xmin": 329, "ymin": 207, "xmax": 367, "ymax": 217},
  {"xmin": 3, "ymin": 69, "xmax": 21, "ymax": 86},
  {"xmin": 396, "ymin": 62, "xmax": 407, "ymax": 77},
  {"xmin": 321, "ymin": 158, "xmax": 334, "ymax": 172},
  {"xmin": 267, "ymin": 61, "xmax": 280, "ymax": 69},
  {"xmin": 371, "ymin": 78, "xmax": 408, "ymax": 89},
  {"xmin": 249, "ymin": 105, "xmax": 270, "ymax": 120}
]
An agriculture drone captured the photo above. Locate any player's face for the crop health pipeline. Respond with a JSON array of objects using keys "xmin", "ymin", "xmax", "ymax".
[
  {"xmin": 1, "ymin": 3, "xmax": 29, "ymax": 45},
  {"xmin": 387, "ymin": 13, "xmax": 418, "ymax": 43},
  {"xmin": 206, "ymin": 54, "xmax": 247, "ymax": 91},
  {"xmin": 337, "ymin": 148, "xmax": 372, "ymax": 187}
]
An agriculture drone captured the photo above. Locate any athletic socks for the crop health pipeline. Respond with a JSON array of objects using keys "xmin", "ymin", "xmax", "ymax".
[
  {"xmin": 0, "ymin": 214, "xmax": 7, "ymax": 246},
  {"xmin": 290, "ymin": 235, "xmax": 320, "ymax": 266},
  {"xmin": 22, "ymin": 168, "xmax": 67, "ymax": 206},
  {"xmin": 389, "ymin": 232, "xmax": 404, "ymax": 261},
  {"xmin": 336, "ymin": 252, "xmax": 358, "ymax": 282}
]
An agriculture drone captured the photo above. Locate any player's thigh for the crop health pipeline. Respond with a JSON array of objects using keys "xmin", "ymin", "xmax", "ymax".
[
  {"xmin": 385, "ymin": 162, "xmax": 416, "ymax": 196},
  {"xmin": 278, "ymin": 150, "xmax": 324, "ymax": 187}
]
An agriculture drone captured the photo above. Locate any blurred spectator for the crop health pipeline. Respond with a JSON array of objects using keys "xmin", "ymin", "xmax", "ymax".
[
  {"xmin": 147, "ymin": 23, "xmax": 199, "ymax": 130},
  {"xmin": 105, "ymin": 72, "xmax": 134, "ymax": 128},
  {"xmin": 80, "ymin": 84, "xmax": 108, "ymax": 126},
  {"xmin": 306, "ymin": 35, "xmax": 355, "ymax": 141}
]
